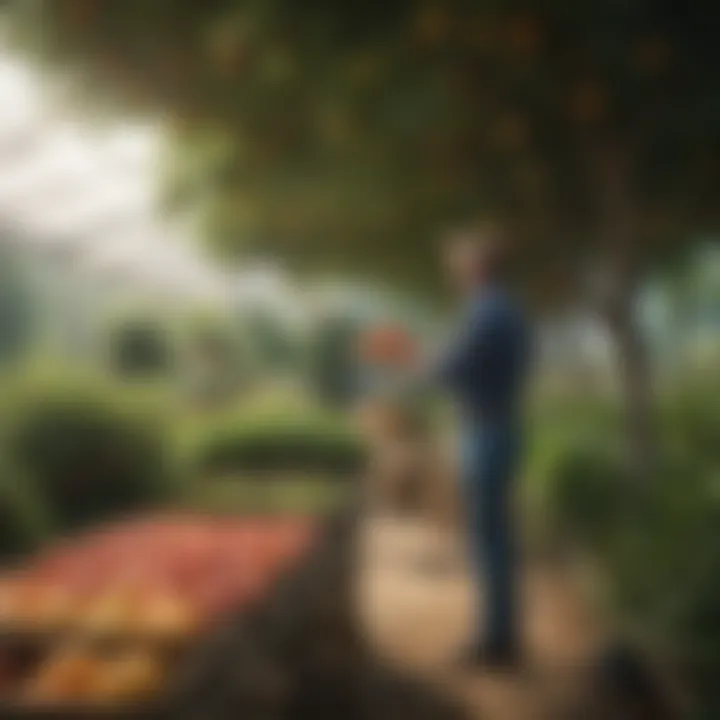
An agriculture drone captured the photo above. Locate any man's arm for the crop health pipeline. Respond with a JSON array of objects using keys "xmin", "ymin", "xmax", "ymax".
[{"xmin": 432, "ymin": 301, "xmax": 499, "ymax": 389}]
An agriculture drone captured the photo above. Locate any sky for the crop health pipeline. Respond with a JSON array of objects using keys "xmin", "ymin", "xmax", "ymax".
[
  {"xmin": 0, "ymin": 49, "xmax": 389, "ymax": 326},
  {"xmin": 0, "ymin": 52, "xmax": 270, "ymax": 305},
  {"xmin": 3, "ymin": 40, "xmax": 713, "ymax": 349}
]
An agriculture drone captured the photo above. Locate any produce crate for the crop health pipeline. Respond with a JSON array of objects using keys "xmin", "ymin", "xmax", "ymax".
[{"xmin": 0, "ymin": 507, "xmax": 360, "ymax": 719}]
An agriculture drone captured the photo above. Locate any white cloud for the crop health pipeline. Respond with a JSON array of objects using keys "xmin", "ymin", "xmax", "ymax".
[
  {"xmin": 0, "ymin": 53, "xmax": 294, "ymax": 308},
  {"xmin": 0, "ymin": 59, "xmax": 43, "ymax": 127},
  {"xmin": 0, "ymin": 60, "xmax": 179, "ymax": 283}
]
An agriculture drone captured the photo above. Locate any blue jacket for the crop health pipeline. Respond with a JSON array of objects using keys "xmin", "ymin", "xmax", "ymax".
[{"xmin": 436, "ymin": 285, "xmax": 531, "ymax": 426}]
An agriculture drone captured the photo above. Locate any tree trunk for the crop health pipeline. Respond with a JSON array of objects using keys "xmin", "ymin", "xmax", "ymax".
[
  {"xmin": 590, "ymin": 141, "xmax": 658, "ymax": 481},
  {"xmin": 604, "ymin": 289, "xmax": 658, "ymax": 481}
]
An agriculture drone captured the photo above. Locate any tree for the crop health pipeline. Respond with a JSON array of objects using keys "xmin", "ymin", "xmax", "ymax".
[{"xmin": 13, "ymin": 1, "xmax": 720, "ymax": 474}]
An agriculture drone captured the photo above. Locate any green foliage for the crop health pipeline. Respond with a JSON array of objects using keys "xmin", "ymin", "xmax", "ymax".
[
  {"xmin": 599, "ymin": 460, "xmax": 720, "ymax": 710},
  {"xmin": 0, "ymin": 459, "xmax": 52, "ymax": 562},
  {"xmin": 189, "ymin": 403, "xmax": 367, "ymax": 477},
  {"xmin": 660, "ymin": 382, "xmax": 720, "ymax": 462},
  {"xmin": 10, "ymin": 2, "xmax": 720, "ymax": 292},
  {"xmin": 108, "ymin": 318, "xmax": 175, "ymax": 379},
  {"xmin": 541, "ymin": 440, "xmax": 634, "ymax": 551},
  {"xmin": 532, "ymin": 387, "xmax": 720, "ymax": 713},
  {"xmin": 0, "ymin": 374, "xmax": 173, "ymax": 532},
  {"xmin": 525, "ymin": 390, "xmax": 621, "ymax": 508}
]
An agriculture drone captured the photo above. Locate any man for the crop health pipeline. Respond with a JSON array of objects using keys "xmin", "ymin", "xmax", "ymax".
[{"xmin": 432, "ymin": 222, "xmax": 531, "ymax": 671}]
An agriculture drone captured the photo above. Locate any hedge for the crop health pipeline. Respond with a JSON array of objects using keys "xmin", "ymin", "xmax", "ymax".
[
  {"xmin": 532, "ymin": 390, "xmax": 720, "ymax": 716},
  {"xmin": 189, "ymin": 407, "xmax": 367, "ymax": 478},
  {"xmin": 0, "ymin": 373, "xmax": 173, "ymax": 532},
  {"xmin": 0, "ymin": 458, "xmax": 51, "ymax": 562}
]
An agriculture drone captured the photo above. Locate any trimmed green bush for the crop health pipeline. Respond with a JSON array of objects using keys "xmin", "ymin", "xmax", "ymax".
[
  {"xmin": 0, "ymin": 458, "xmax": 51, "ymax": 562},
  {"xmin": 0, "ymin": 376, "xmax": 172, "ymax": 532},
  {"xmin": 189, "ymin": 407, "xmax": 367, "ymax": 478},
  {"xmin": 196, "ymin": 428, "xmax": 366, "ymax": 476}
]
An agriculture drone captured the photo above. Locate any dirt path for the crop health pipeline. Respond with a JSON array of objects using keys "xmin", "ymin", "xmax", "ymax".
[{"xmin": 358, "ymin": 517, "xmax": 607, "ymax": 719}]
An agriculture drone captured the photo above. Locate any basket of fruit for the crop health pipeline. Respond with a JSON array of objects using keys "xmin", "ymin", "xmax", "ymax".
[{"xmin": 0, "ymin": 511, "xmax": 329, "ymax": 717}]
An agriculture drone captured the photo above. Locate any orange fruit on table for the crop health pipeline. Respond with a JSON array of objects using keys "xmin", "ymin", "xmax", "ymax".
[
  {"xmin": 83, "ymin": 588, "xmax": 139, "ymax": 637},
  {"xmin": 24, "ymin": 645, "xmax": 103, "ymax": 703},
  {"xmin": 0, "ymin": 580, "xmax": 67, "ymax": 630},
  {"xmin": 129, "ymin": 593, "xmax": 197, "ymax": 640},
  {"xmin": 194, "ymin": 567, "xmax": 267, "ymax": 618},
  {"xmin": 29, "ymin": 584, "xmax": 81, "ymax": 631},
  {"xmin": 0, "ymin": 580, "xmax": 23, "ymax": 625},
  {"xmin": 88, "ymin": 651, "xmax": 165, "ymax": 702}
]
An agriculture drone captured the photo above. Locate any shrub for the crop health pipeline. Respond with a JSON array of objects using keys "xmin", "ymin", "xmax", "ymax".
[
  {"xmin": 190, "ymin": 407, "xmax": 367, "ymax": 478},
  {"xmin": 672, "ymin": 538, "xmax": 720, "ymax": 706},
  {"xmin": 0, "ymin": 458, "xmax": 51, "ymax": 562},
  {"xmin": 524, "ymin": 395, "xmax": 623, "ymax": 529},
  {"xmin": 538, "ymin": 438, "xmax": 640, "ymax": 551},
  {"xmin": 661, "ymin": 383, "xmax": 720, "ymax": 462},
  {"xmin": 1, "ymin": 376, "xmax": 172, "ymax": 531},
  {"xmin": 194, "ymin": 424, "xmax": 366, "ymax": 477},
  {"xmin": 532, "ymin": 393, "xmax": 720, "ymax": 716}
]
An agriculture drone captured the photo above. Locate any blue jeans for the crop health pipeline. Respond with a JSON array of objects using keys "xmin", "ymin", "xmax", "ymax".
[{"xmin": 461, "ymin": 422, "xmax": 521, "ymax": 648}]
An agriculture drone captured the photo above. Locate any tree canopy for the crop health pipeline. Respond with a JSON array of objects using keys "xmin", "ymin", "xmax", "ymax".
[{"xmin": 10, "ymin": 0, "xmax": 720, "ymax": 298}]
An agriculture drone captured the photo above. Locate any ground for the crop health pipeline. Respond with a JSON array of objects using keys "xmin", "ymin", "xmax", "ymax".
[{"xmin": 359, "ymin": 517, "xmax": 607, "ymax": 719}]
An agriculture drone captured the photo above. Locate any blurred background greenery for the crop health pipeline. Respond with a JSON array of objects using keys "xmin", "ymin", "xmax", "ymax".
[{"xmin": 0, "ymin": 0, "xmax": 717, "ymax": 715}]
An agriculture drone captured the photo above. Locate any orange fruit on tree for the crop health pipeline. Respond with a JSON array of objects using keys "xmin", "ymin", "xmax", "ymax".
[
  {"xmin": 505, "ymin": 13, "xmax": 544, "ymax": 56},
  {"xmin": 413, "ymin": 3, "xmax": 453, "ymax": 47},
  {"xmin": 632, "ymin": 36, "xmax": 673, "ymax": 75},
  {"xmin": 568, "ymin": 81, "xmax": 608, "ymax": 125}
]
